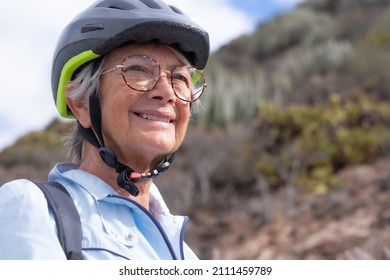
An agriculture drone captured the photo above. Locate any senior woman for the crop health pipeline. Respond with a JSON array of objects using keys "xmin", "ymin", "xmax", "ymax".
[{"xmin": 0, "ymin": 0, "xmax": 209, "ymax": 260}]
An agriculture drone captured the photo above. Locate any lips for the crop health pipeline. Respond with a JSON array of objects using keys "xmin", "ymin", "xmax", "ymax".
[{"xmin": 134, "ymin": 111, "xmax": 175, "ymax": 124}]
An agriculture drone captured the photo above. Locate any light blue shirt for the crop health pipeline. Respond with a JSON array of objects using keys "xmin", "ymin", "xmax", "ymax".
[{"xmin": 0, "ymin": 163, "xmax": 198, "ymax": 260}]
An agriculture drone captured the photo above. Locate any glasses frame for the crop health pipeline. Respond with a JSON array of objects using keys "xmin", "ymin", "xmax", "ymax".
[{"xmin": 101, "ymin": 55, "xmax": 207, "ymax": 103}]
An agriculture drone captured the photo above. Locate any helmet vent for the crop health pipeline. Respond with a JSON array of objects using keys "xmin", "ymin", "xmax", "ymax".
[
  {"xmin": 107, "ymin": 5, "xmax": 134, "ymax": 10},
  {"xmin": 169, "ymin": 5, "xmax": 184, "ymax": 15},
  {"xmin": 138, "ymin": 0, "xmax": 162, "ymax": 9},
  {"xmin": 96, "ymin": 0, "xmax": 136, "ymax": 10}
]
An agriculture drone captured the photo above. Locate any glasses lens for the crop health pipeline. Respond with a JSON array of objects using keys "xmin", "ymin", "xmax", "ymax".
[
  {"xmin": 172, "ymin": 66, "xmax": 205, "ymax": 102},
  {"xmin": 121, "ymin": 55, "xmax": 160, "ymax": 91},
  {"xmin": 120, "ymin": 55, "xmax": 205, "ymax": 102}
]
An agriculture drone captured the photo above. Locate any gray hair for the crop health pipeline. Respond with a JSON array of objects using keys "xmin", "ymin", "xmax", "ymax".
[{"xmin": 65, "ymin": 58, "xmax": 106, "ymax": 164}]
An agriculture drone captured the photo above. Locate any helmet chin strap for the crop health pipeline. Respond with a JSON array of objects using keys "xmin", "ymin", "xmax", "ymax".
[
  {"xmin": 77, "ymin": 92, "xmax": 175, "ymax": 197},
  {"xmin": 99, "ymin": 147, "xmax": 175, "ymax": 196}
]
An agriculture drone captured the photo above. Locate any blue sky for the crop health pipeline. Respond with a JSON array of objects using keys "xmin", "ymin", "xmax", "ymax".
[
  {"xmin": 229, "ymin": 0, "xmax": 304, "ymax": 23},
  {"xmin": 0, "ymin": 0, "xmax": 304, "ymax": 151}
]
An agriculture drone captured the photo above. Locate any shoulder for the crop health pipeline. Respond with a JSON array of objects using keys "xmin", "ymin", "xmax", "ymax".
[
  {"xmin": 0, "ymin": 179, "xmax": 47, "ymax": 206},
  {"xmin": 0, "ymin": 179, "xmax": 66, "ymax": 259},
  {"xmin": 1, "ymin": 179, "xmax": 44, "ymax": 197},
  {"xmin": 0, "ymin": 179, "xmax": 51, "ymax": 222}
]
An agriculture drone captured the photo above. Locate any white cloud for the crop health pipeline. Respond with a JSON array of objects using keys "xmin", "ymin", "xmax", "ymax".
[
  {"xmin": 165, "ymin": 0, "xmax": 256, "ymax": 50},
  {"xmin": 0, "ymin": 0, "xmax": 255, "ymax": 151}
]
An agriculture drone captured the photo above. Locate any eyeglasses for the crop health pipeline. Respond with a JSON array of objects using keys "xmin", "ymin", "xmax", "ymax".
[{"xmin": 101, "ymin": 55, "xmax": 207, "ymax": 103}]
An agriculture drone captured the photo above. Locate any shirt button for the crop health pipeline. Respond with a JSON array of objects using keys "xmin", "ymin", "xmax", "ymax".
[{"xmin": 125, "ymin": 233, "xmax": 134, "ymax": 241}]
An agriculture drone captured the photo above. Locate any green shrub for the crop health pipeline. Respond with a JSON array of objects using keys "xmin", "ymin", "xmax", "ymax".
[
  {"xmin": 337, "ymin": 42, "xmax": 390, "ymax": 101},
  {"xmin": 249, "ymin": 94, "xmax": 390, "ymax": 193},
  {"xmin": 249, "ymin": 8, "xmax": 335, "ymax": 61},
  {"xmin": 0, "ymin": 120, "xmax": 73, "ymax": 169},
  {"xmin": 272, "ymin": 40, "xmax": 353, "ymax": 89}
]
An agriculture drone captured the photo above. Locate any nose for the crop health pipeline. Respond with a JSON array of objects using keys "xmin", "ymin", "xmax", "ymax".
[{"xmin": 148, "ymin": 71, "xmax": 176, "ymax": 103}]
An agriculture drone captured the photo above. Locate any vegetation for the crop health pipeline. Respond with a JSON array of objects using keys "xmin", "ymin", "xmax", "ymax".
[
  {"xmin": 248, "ymin": 94, "xmax": 390, "ymax": 193},
  {"xmin": 200, "ymin": 0, "xmax": 390, "ymax": 127},
  {"xmin": 0, "ymin": 119, "xmax": 72, "ymax": 170},
  {"xmin": 192, "ymin": 0, "xmax": 390, "ymax": 194}
]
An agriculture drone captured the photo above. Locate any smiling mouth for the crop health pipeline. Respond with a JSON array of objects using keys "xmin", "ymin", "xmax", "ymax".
[{"xmin": 135, "ymin": 113, "xmax": 173, "ymax": 123}]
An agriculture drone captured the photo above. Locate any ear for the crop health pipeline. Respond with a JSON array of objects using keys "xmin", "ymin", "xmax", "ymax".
[{"xmin": 66, "ymin": 85, "xmax": 92, "ymax": 129}]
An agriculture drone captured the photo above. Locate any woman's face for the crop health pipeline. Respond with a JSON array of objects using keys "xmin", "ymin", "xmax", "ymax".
[{"xmin": 98, "ymin": 44, "xmax": 191, "ymax": 170}]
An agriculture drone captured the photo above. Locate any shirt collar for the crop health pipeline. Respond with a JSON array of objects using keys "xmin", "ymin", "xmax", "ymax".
[
  {"xmin": 49, "ymin": 163, "xmax": 118, "ymax": 200},
  {"xmin": 48, "ymin": 163, "xmax": 172, "ymax": 215}
]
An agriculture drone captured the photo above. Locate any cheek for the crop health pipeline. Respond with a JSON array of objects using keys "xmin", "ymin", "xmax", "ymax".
[
  {"xmin": 175, "ymin": 106, "xmax": 191, "ymax": 141},
  {"xmin": 100, "ymin": 86, "xmax": 138, "ymax": 133},
  {"xmin": 101, "ymin": 78, "xmax": 136, "ymax": 111}
]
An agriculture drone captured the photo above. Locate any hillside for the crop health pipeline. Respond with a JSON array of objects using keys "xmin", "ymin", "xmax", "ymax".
[{"xmin": 1, "ymin": 0, "xmax": 389, "ymax": 259}]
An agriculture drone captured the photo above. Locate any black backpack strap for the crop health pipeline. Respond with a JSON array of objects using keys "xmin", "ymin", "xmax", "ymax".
[{"xmin": 35, "ymin": 182, "xmax": 82, "ymax": 260}]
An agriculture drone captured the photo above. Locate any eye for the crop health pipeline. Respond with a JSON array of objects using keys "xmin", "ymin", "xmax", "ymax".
[
  {"xmin": 172, "ymin": 71, "xmax": 191, "ymax": 88},
  {"xmin": 123, "ymin": 64, "xmax": 148, "ymax": 73}
]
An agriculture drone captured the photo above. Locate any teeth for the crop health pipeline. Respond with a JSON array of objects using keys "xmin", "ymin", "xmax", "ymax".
[{"xmin": 139, "ymin": 113, "xmax": 171, "ymax": 123}]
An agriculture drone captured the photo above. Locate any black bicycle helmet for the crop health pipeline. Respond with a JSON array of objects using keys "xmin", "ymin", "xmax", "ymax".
[{"xmin": 52, "ymin": 0, "xmax": 210, "ymax": 118}]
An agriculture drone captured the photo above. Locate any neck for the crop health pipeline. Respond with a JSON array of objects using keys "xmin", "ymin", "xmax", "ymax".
[{"xmin": 78, "ymin": 143, "xmax": 152, "ymax": 209}]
